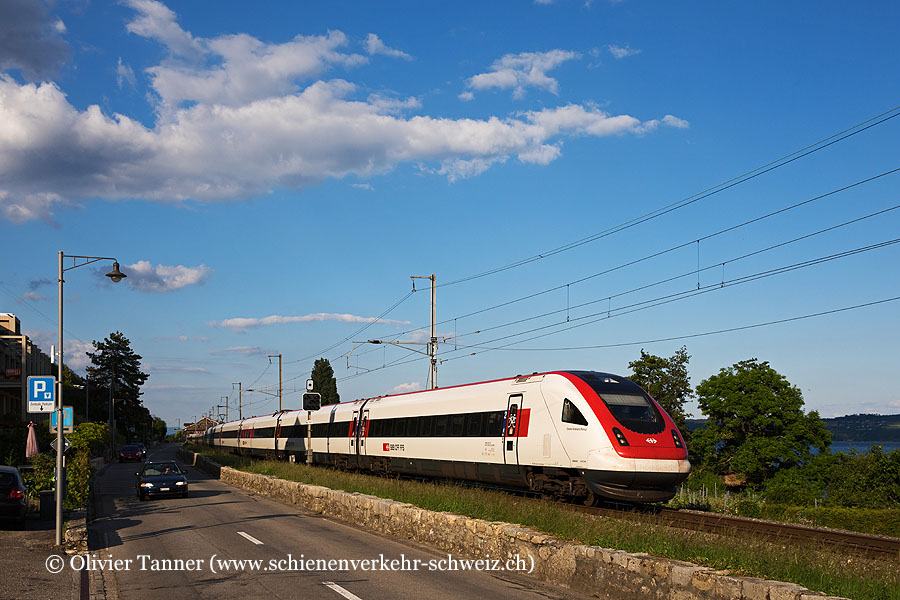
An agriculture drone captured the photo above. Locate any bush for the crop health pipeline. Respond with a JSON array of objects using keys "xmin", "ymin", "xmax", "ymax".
[
  {"xmin": 762, "ymin": 447, "xmax": 900, "ymax": 509},
  {"xmin": 25, "ymin": 449, "xmax": 93, "ymax": 509},
  {"xmin": 69, "ymin": 422, "xmax": 108, "ymax": 456}
]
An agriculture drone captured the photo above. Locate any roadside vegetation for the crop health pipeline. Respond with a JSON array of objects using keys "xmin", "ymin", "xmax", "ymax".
[{"xmin": 185, "ymin": 444, "xmax": 899, "ymax": 600}]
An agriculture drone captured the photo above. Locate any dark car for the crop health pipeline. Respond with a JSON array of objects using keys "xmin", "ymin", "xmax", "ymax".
[
  {"xmin": 0, "ymin": 466, "xmax": 27, "ymax": 528},
  {"xmin": 119, "ymin": 445, "xmax": 142, "ymax": 463},
  {"xmin": 136, "ymin": 462, "xmax": 188, "ymax": 500}
]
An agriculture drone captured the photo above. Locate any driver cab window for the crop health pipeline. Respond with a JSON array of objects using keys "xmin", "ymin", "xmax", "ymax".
[{"xmin": 561, "ymin": 398, "xmax": 589, "ymax": 426}]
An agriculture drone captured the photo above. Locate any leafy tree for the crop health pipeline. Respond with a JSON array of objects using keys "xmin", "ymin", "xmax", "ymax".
[
  {"xmin": 628, "ymin": 346, "xmax": 693, "ymax": 436},
  {"xmin": 151, "ymin": 416, "xmax": 167, "ymax": 442},
  {"xmin": 311, "ymin": 358, "xmax": 340, "ymax": 406},
  {"xmin": 86, "ymin": 331, "xmax": 150, "ymax": 440},
  {"xmin": 692, "ymin": 358, "xmax": 830, "ymax": 486}
]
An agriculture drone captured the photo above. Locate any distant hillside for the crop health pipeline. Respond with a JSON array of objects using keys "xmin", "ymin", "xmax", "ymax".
[
  {"xmin": 684, "ymin": 414, "xmax": 900, "ymax": 442},
  {"xmin": 822, "ymin": 414, "xmax": 900, "ymax": 442}
]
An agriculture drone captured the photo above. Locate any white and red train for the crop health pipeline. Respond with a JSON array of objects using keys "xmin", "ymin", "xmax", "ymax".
[{"xmin": 198, "ymin": 370, "xmax": 690, "ymax": 502}]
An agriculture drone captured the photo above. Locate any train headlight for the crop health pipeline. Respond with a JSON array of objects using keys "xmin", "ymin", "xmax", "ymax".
[
  {"xmin": 671, "ymin": 429, "xmax": 683, "ymax": 448},
  {"xmin": 612, "ymin": 427, "xmax": 629, "ymax": 446}
]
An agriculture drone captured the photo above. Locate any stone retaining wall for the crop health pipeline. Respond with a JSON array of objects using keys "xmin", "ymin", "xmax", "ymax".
[{"xmin": 177, "ymin": 449, "xmax": 847, "ymax": 600}]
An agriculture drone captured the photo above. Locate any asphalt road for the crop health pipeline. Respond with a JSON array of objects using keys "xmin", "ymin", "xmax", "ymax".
[{"xmin": 89, "ymin": 444, "xmax": 593, "ymax": 600}]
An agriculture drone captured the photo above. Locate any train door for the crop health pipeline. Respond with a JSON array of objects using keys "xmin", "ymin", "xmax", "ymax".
[
  {"xmin": 350, "ymin": 410, "xmax": 359, "ymax": 458},
  {"xmin": 350, "ymin": 403, "xmax": 370, "ymax": 466},
  {"xmin": 504, "ymin": 394, "xmax": 523, "ymax": 465},
  {"xmin": 359, "ymin": 408, "xmax": 369, "ymax": 457}
]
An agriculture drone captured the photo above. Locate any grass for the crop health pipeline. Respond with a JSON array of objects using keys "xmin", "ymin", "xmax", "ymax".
[{"xmin": 185, "ymin": 445, "xmax": 900, "ymax": 600}]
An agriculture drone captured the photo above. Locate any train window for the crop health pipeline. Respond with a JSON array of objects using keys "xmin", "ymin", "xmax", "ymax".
[
  {"xmin": 421, "ymin": 415, "xmax": 434, "ymax": 437},
  {"xmin": 561, "ymin": 399, "xmax": 589, "ymax": 426},
  {"xmin": 434, "ymin": 415, "xmax": 449, "ymax": 436},
  {"xmin": 485, "ymin": 412, "xmax": 504, "ymax": 437},
  {"xmin": 466, "ymin": 413, "xmax": 483, "ymax": 437},
  {"xmin": 450, "ymin": 414, "xmax": 465, "ymax": 436}
]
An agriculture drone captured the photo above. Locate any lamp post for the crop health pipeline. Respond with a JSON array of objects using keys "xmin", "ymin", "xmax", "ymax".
[{"xmin": 56, "ymin": 252, "xmax": 126, "ymax": 546}]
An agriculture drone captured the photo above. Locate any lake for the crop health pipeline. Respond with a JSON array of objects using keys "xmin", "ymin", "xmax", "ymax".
[{"xmin": 829, "ymin": 441, "xmax": 900, "ymax": 454}]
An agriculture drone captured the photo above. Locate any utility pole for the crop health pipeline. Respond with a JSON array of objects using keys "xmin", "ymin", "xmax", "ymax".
[
  {"xmin": 268, "ymin": 354, "xmax": 283, "ymax": 411},
  {"xmin": 348, "ymin": 274, "xmax": 438, "ymax": 390},
  {"xmin": 411, "ymin": 274, "xmax": 437, "ymax": 389},
  {"xmin": 232, "ymin": 382, "xmax": 242, "ymax": 419},
  {"xmin": 221, "ymin": 396, "xmax": 229, "ymax": 421}
]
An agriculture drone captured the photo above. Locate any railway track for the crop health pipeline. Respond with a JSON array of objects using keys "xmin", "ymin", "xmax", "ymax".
[{"xmin": 574, "ymin": 504, "xmax": 900, "ymax": 560}]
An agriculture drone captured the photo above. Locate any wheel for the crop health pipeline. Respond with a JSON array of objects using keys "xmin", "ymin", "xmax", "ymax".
[{"xmin": 181, "ymin": 491, "xmax": 188, "ymax": 498}]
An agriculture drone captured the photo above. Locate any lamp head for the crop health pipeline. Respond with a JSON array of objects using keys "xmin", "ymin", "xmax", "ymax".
[{"xmin": 106, "ymin": 261, "xmax": 127, "ymax": 283}]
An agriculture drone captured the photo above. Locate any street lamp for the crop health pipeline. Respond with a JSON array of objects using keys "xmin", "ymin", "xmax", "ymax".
[{"xmin": 56, "ymin": 252, "xmax": 126, "ymax": 546}]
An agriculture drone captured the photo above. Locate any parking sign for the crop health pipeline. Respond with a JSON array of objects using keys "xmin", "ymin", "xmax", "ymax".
[{"xmin": 27, "ymin": 376, "xmax": 56, "ymax": 413}]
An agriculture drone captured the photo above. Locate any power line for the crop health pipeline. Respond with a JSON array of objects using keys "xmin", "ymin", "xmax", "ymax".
[
  {"xmin": 285, "ymin": 290, "xmax": 415, "ymax": 365},
  {"xmin": 452, "ymin": 202, "xmax": 900, "ymax": 340},
  {"xmin": 387, "ymin": 166, "xmax": 900, "ymax": 340},
  {"xmin": 439, "ymin": 238, "xmax": 900, "ymax": 359},
  {"xmin": 438, "ymin": 105, "xmax": 900, "ymax": 288},
  {"xmin": 443, "ymin": 296, "xmax": 900, "ymax": 353}
]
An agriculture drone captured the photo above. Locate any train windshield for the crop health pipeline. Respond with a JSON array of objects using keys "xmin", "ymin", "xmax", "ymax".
[
  {"xmin": 598, "ymin": 393, "xmax": 665, "ymax": 434},
  {"xmin": 569, "ymin": 371, "xmax": 666, "ymax": 434}
]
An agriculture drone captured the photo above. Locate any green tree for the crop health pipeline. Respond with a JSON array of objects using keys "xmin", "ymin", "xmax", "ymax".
[
  {"xmin": 692, "ymin": 358, "xmax": 830, "ymax": 486},
  {"xmin": 311, "ymin": 358, "xmax": 340, "ymax": 405},
  {"xmin": 151, "ymin": 416, "xmax": 167, "ymax": 442},
  {"xmin": 628, "ymin": 346, "xmax": 693, "ymax": 436},
  {"xmin": 86, "ymin": 332, "xmax": 150, "ymax": 440}
]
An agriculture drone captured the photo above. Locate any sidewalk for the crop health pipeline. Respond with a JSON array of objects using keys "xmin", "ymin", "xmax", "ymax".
[{"xmin": 0, "ymin": 513, "xmax": 82, "ymax": 600}]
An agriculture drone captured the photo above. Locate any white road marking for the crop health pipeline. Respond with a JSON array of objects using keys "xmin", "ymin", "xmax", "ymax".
[
  {"xmin": 322, "ymin": 582, "xmax": 363, "ymax": 600},
  {"xmin": 237, "ymin": 531, "xmax": 264, "ymax": 545}
]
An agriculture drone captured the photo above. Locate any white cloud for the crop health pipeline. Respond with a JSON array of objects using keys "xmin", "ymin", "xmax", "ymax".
[
  {"xmin": 25, "ymin": 329, "xmax": 93, "ymax": 371},
  {"xmin": 351, "ymin": 183, "xmax": 373, "ymax": 190},
  {"xmin": 607, "ymin": 44, "xmax": 641, "ymax": 59},
  {"xmin": 632, "ymin": 113, "xmax": 691, "ymax": 135},
  {"xmin": 364, "ymin": 34, "xmax": 412, "ymax": 60},
  {"xmin": 464, "ymin": 49, "xmax": 580, "ymax": 99},
  {"xmin": 123, "ymin": 260, "xmax": 211, "ymax": 292},
  {"xmin": 148, "ymin": 365, "xmax": 211, "ymax": 373},
  {"xmin": 20, "ymin": 291, "xmax": 46, "ymax": 301},
  {"xmin": 0, "ymin": 2, "xmax": 687, "ymax": 223},
  {"xmin": 116, "ymin": 57, "xmax": 136, "ymax": 89},
  {"xmin": 662, "ymin": 114, "xmax": 690, "ymax": 129},
  {"xmin": 213, "ymin": 312, "xmax": 411, "ymax": 333},
  {"xmin": 208, "ymin": 346, "xmax": 267, "ymax": 356},
  {"xmin": 458, "ymin": 91, "xmax": 474, "ymax": 102},
  {"xmin": 64, "ymin": 340, "xmax": 95, "ymax": 371},
  {"xmin": 434, "ymin": 157, "xmax": 507, "ymax": 182},
  {"xmin": 390, "ymin": 382, "xmax": 422, "ymax": 394}
]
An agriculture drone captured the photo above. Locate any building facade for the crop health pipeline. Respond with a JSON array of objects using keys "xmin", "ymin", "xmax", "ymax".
[{"xmin": 0, "ymin": 313, "xmax": 53, "ymax": 423}]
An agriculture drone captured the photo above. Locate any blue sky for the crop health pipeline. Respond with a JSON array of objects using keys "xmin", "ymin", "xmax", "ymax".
[{"xmin": 1, "ymin": 0, "xmax": 898, "ymax": 427}]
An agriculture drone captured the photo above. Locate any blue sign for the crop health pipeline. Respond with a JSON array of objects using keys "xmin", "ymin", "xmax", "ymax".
[
  {"xmin": 27, "ymin": 376, "xmax": 56, "ymax": 413},
  {"xmin": 50, "ymin": 406, "xmax": 74, "ymax": 429}
]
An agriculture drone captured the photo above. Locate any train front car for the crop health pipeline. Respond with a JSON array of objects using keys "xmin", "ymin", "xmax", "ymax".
[{"xmin": 552, "ymin": 371, "xmax": 690, "ymax": 502}]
